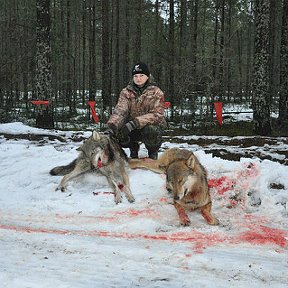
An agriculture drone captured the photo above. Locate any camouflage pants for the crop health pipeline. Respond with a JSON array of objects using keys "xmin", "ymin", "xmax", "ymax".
[{"xmin": 120, "ymin": 125, "xmax": 163, "ymax": 152}]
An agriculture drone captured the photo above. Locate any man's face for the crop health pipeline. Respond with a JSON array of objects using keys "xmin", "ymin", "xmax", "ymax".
[{"xmin": 133, "ymin": 74, "xmax": 149, "ymax": 87}]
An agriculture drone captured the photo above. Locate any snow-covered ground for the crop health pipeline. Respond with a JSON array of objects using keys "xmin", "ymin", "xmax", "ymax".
[{"xmin": 0, "ymin": 122, "xmax": 287, "ymax": 288}]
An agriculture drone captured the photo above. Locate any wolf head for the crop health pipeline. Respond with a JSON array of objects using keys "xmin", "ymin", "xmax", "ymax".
[
  {"xmin": 77, "ymin": 131, "xmax": 115, "ymax": 168},
  {"xmin": 166, "ymin": 154, "xmax": 206, "ymax": 202}
]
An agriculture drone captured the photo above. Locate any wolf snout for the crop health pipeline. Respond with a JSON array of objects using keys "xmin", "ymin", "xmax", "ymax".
[
  {"xmin": 174, "ymin": 195, "xmax": 180, "ymax": 201},
  {"xmin": 91, "ymin": 158, "xmax": 103, "ymax": 169}
]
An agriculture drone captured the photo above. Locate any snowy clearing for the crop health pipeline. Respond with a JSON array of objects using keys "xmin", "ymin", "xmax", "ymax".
[{"xmin": 0, "ymin": 122, "xmax": 287, "ymax": 288}]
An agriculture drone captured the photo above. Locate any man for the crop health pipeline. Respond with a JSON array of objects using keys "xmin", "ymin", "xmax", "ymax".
[{"xmin": 106, "ymin": 62, "xmax": 167, "ymax": 159}]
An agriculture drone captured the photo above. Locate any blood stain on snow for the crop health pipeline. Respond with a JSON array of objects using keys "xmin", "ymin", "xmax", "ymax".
[
  {"xmin": 0, "ymin": 222, "xmax": 287, "ymax": 253},
  {"xmin": 208, "ymin": 176, "xmax": 235, "ymax": 195},
  {"xmin": 93, "ymin": 191, "xmax": 115, "ymax": 196},
  {"xmin": 113, "ymin": 208, "xmax": 161, "ymax": 218},
  {"xmin": 1, "ymin": 163, "xmax": 286, "ymax": 254},
  {"xmin": 208, "ymin": 162, "xmax": 260, "ymax": 196},
  {"xmin": 235, "ymin": 225, "xmax": 287, "ymax": 248}
]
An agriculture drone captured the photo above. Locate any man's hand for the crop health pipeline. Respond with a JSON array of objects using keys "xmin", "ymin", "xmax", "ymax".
[
  {"xmin": 103, "ymin": 128, "xmax": 115, "ymax": 136},
  {"xmin": 104, "ymin": 123, "xmax": 118, "ymax": 136},
  {"xmin": 121, "ymin": 121, "xmax": 137, "ymax": 138}
]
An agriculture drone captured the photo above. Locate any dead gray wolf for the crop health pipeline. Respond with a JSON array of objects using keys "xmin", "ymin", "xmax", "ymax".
[
  {"xmin": 50, "ymin": 131, "xmax": 135, "ymax": 204},
  {"xmin": 129, "ymin": 147, "xmax": 219, "ymax": 226}
]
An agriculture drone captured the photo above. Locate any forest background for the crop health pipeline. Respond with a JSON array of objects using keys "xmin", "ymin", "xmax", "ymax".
[{"xmin": 0, "ymin": 0, "xmax": 288, "ymax": 136}]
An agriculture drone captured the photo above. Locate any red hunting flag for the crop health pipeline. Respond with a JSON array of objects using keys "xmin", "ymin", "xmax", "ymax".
[
  {"xmin": 165, "ymin": 101, "xmax": 171, "ymax": 108},
  {"xmin": 88, "ymin": 101, "xmax": 100, "ymax": 123},
  {"xmin": 31, "ymin": 100, "xmax": 49, "ymax": 106},
  {"xmin": 214, "ymin": 101, "xmax": 223, "ymax": 126}
]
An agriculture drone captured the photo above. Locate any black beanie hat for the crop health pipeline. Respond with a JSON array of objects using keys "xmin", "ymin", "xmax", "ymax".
[{"xmin": 132, "ymin": 62, "xmax": 150, "ymax": 77}]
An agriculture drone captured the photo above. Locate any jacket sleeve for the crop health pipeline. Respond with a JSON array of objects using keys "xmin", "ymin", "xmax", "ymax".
[
  {"xmin": 134, "ymin": 87, "xmax": 166, "ymax": 128},
  {"xmin": 107, "ymin": 89, "xmax": 130, "ymax": 130}
]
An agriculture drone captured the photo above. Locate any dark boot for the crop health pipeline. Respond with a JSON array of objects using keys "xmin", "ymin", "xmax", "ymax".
[
  {"xmin": 141, "ymin": 125, "xmax": 162, "ymax": 159},
  {"xmin": 129, "ymin": 142, "xmax": 139, "ymax": 159},
  {"xmin": 148, "ymin": 149, "xmax": 158, "ymax": 160}
]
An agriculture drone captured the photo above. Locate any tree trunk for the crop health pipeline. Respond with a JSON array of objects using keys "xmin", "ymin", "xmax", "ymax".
[
  {"xmin": 269, "ymin": 0, "xmax": 281, "ymax": 109},
  {"xmin": 119, "ymin": 0, "xmax": 128, "ymax": 90},
  {"xmin": 152, "ymin": 0, "xmax": 161, "ymax": 81},
  {"xmin": 212, "ymin": 1, "xmax": 220, "ymax": 100},
  {"xmin": 245, "ymin": 10, "xmax": 253, "ymax": 101},
  {"xmin": 81, "ymin": 0, "xmax": 87, "ymax": 107},
  {"xmin": 180, "ymin": 0, "xmax": 188, "ymax": 61},
  {"xmin": 35, "ymin": 0, "xmax": 54, "ymax": 128},
  {"xmin": 66, "ymin": 0, "xmax": 73, "ymax": 112},
  {"xmin": 102, "ymin": 0, "xmax": 112, "ymax": 111},
  {"xmin": 168, "ymin": 0, "xmax": 175, "ymax": 118},
  {"xmin": 190, "ymin": 0, "xmax": 198, "ymax": 92},
  {"xmin": 218, "ymin": 0, "xmax": 225, "ymax": 100},
  {"xmin": 134, "ymin": 0, "xmax": 142, "ymax": 61},
  {"xmin": 278, "ymin": 0, "xmax": 288, "ymax": 123},
  {"xmin": 88, "ymin": 2, "xmax": 96, "ymax": 102},
  {"xmin": 252, "ymin": 0, "xmax": 271, "ymax": 135},
  {"xmin": 114, "ymin": 0, "xmax": 120, "ymax": 96}
]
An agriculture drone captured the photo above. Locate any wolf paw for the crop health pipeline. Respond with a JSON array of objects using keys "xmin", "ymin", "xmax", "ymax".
[
  {"xmin": 180, "ymin": 219, "xmax": 191, "ymax": 226},
  {"xmin": 209, "ymin": 218, "xmax": 220, "ymax": 225},
  {"xmin": 114, "ymin": 193, "xmax": 122, "ymax": 204},
  {"xmin": 127, "ymin": 195, "xmax": 135, "ymax": 203},
  {"xmin": 56, "ymin": 186, "xmax": 66, "ymax": 192}
]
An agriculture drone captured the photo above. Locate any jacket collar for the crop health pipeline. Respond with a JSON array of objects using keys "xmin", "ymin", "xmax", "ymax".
[{"xmin": 126, "ymin": 76, "xmax": 157, "ymax": 95}]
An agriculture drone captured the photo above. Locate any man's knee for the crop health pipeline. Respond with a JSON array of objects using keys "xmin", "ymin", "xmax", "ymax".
[{"xmin": 141, "ymin": 125, "xmax": 163, "ymax": 148}]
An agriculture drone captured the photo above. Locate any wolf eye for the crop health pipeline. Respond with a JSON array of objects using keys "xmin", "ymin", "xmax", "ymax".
[{"xmin": 166, "ymin": 187, "xmax": 172, "ymax": 193}]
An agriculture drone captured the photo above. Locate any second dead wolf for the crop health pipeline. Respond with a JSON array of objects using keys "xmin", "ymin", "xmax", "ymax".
[{"xmin": 129, "ymin": 147, "xmax": 219, "ymax": 226}]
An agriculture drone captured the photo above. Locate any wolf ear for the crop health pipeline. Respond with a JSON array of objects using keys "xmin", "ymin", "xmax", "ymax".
[
  {"xmin": 92, "ymin": 131, "xmax": 101, "ymax": 141},
  {"xmin": 186, "ymin": 155, "xmax": 196, "ymax": 170}
]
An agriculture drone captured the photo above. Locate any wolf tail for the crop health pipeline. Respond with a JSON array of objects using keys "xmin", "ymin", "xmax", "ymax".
[{"xmin": 49, "ymin": 159, "xmax": 77, "ymax": 176}]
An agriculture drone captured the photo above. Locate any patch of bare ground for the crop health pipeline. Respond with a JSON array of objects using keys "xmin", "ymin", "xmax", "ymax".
[
  {"xmin": 163, "ymin": 135, "xmax": 288, "ymax": 165},
  {"xmin": 1, "ymin": 124, "xmax": 287, "ymax": 165}
]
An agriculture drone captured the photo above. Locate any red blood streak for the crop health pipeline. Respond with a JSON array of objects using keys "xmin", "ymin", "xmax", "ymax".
[
  {"xmin": 97, "ymin": 160, "xmax": 103, "ymax": 168},
  {"xmin": 0, "ymin": 223, "xmax": 225, "ymax": 244},
  {"xmin": 236, "ymin": 226, "xmax": 287, "ymax": 247},
  {"xmin": 113, "ymin": 208, "xmax": 160, "ymax": 218},
  {"xmin": 117, "ymin": 183, "xmax": 124, "ymax": 190},
  {"xmin": 0, "ymin": 223, "xmax": 286, "ymax": 252},
  {"xmin": 159, "ymin": 197, "xmax": 169, "ymax": 203},
  {"xmin": 208, "ymin": 176, "xmax": 235, "ymax": 195},
  {"xmin": 93, "ymin": 192, "xmax": 114, "ymax": 196}
]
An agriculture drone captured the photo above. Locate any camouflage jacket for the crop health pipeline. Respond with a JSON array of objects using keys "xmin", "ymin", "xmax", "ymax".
[{"xmin": 107, "ymin": 79, "xmax": 167, "ymax": 130}]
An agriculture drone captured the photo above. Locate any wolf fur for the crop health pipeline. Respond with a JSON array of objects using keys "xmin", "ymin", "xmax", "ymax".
[
  {"xmin": 129, "ymin": 147, "xmax": 219, "ymax": 226},
  {"xmin": 50, "ymin": 131, "xmax": 135, "ymax": 204}
]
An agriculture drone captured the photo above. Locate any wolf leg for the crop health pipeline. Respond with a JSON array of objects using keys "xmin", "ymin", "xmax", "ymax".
[
  {"xmin": 128, "ymin": 158, "xmax": 164, "ymax": 173},
  {"xmin": 105, "ymin": 178, "xmax": 122, "ymax": 204},
  {"xmin": 56, "ymin": 162, "xmax": 91, "ymax": 192},
  {"xmin": 174, "ymin": 203, "xmax": 191, "ymax": 226},
  {"xmin": 200, "ymin": 202, "xmax": 219, "ymax": 225},
  {"xmin": 121, "ymin": 171, "xmax": 135, "ymax": 203}
]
